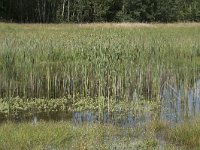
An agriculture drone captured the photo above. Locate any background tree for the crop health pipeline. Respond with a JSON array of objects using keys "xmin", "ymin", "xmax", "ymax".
[{"xmin": 0, "ymin": 0, "xmax": 200, "ymax": 23}]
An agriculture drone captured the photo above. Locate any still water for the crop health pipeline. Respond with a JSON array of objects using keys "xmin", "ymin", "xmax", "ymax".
[
  {"xmin": 2, "ymin": 79, "xmax": 200, "ymax": 126},
  {"xmin": 161, "ymin": 79, "xmax": 200, "ymax": 123}
]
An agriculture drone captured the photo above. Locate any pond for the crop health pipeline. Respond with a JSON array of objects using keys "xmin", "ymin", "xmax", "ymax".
[
  {"xmin": 0, "ymin": 80, "xmax": 199, "ymax": 149},
  {"xmin": 3, "ymin": 79, "xmax": 199, "ymax": 129},
  {"xmin": 161, "ymin": 79, "xmax": 200, "ymax": 123}
]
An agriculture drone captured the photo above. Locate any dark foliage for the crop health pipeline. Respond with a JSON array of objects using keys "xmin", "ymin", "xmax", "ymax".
[{"xmin": 1, "ymin": 0, "xmax": 200, "ymax": 23}]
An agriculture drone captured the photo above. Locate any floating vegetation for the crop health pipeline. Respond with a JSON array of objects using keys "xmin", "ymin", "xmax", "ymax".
[{"xmin": 0, "ymin": 97, "xmax": 159, "ymax": 122}]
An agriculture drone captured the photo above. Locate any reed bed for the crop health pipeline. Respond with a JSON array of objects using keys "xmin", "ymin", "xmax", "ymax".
[{"xmin": 0, "ymin": 23, "xmax": 200, "ymax": 108}]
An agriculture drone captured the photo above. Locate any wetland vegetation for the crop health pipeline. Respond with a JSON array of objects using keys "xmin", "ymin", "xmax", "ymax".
[{"xmin": 0, "ymin": 23, "xmax": 200, "ymax": 149}]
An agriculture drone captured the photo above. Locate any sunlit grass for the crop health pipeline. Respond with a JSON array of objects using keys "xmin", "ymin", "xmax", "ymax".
[
  {"xmin": 0, "ymin": 23, "xmax": 200, "ymax": 149},
  {"xmin": 0, "ymin": 23, "xmax": 199, "ymax": 101},
  {"xmin": 1, "ymin": 118, "xmax": 198, "ymax": 150},
  {"xmin": 166, "ymin": 118, "xmax": 200, "ymax": 149},
  {"xmin": 0, "ymin": 121, "xmax": 150, "ymax": 150}
]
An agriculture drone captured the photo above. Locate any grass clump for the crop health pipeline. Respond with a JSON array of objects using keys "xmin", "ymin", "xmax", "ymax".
[
  {"xmin": 1, "ymin": 119, "xmax": 197, "ymax": 150},
  {"xmin": 0, "ymin": 121, "xmax": 150, "ymax": 150},
  {"xmin": 1, "ymin": 118, "xmax": 178, "ymax": 150},
  {"xmin": 166, "ymin": 118, "xmax": 200, "ymax": 148}
]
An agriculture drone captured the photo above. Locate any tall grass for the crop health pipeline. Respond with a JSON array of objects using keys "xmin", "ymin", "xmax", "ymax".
[{"xmin": 0, "ymin": 23, "xmax": 199, "ymax": 102}]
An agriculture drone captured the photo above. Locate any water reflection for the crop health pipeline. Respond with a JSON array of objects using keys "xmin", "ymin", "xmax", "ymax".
[
  {"xmin": 21, "ymin": 109, "xmax": 151, "ymax": 127},
  {"xmin": 71, "ymin": 79, "xmax": 200, "ymax": 126},
  {"xmin": 161, "ymin": 79, "xmax": 200, "ymax": 123},
  {"xmin": 72, "ymin": 111, "xmax": 150, "ymax": 127},
  {"xmin": 1, "ymin": 79, "xmax": 199, "ymax": 126}
]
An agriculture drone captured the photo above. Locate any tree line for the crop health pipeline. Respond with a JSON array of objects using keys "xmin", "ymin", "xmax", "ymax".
[{"xmin": 1, "ymin": 0, "xmax": 200, "ymax": 23}]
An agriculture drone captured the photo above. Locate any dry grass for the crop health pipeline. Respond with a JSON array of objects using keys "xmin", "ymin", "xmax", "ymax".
[{"xmin": 1, "ymin": 22, "xmax": 200, "ymax": 30}]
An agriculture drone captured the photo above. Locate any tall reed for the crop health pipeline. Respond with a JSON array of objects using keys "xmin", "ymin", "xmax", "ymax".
[{"xmin": 0, "ymin": 23, "xmax": 199, "ymax": 104}]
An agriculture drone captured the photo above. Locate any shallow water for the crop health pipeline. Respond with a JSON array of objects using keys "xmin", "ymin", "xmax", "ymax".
[
  {"xmin": 0, "ymin": 80, "xmax": 199, "ymax": 150},
  {"xmin": 1, "ymin": 79, "xmax": 199, "ymax": 127},
  {"xmin": 161, "ymin": 79, "xmax": 200, "ymax": 123},
  {"xmin": 72, "ymin": 110, "xmax": 151, "ymax": 127}
]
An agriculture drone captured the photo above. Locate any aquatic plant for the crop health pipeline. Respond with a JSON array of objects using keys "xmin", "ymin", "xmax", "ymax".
[
  {"xmin": 0, "ymin": 97, "xmax": 159, "ymax": 122},
  {"xmin": 0, "ymin": 23, "xmax": 199, "ymax": 102}
]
